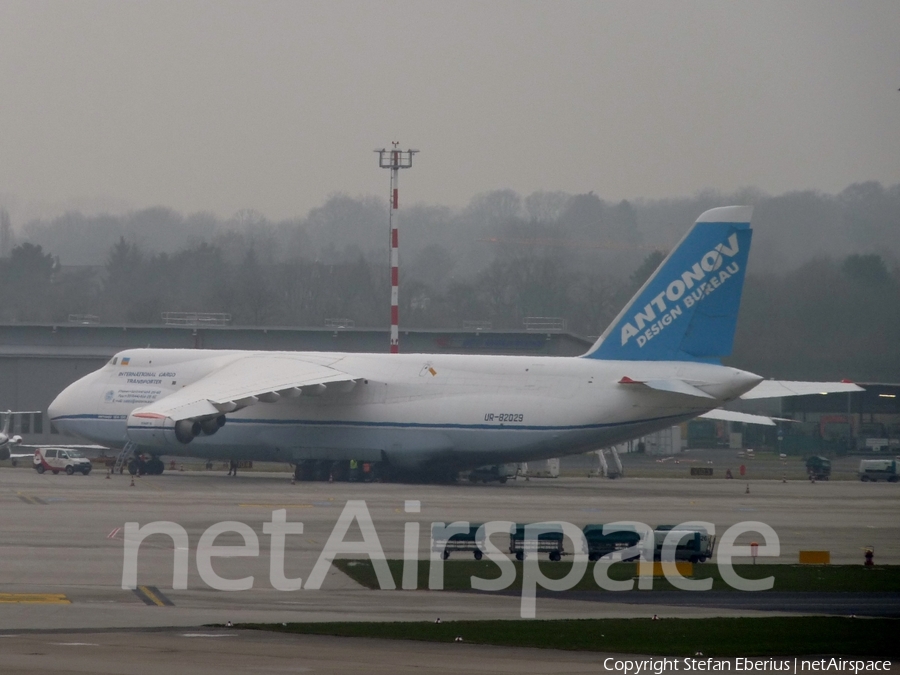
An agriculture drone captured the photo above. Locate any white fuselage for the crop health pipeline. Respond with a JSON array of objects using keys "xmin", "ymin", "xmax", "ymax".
[{"xmin": 48, "ymin": 349, "xmax": 762, "ymax": 471}]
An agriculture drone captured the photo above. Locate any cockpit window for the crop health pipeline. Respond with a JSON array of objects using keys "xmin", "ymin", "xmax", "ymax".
[{"xmin": 110, "ymin": 357, "xmax": 118, "ymax": 366}]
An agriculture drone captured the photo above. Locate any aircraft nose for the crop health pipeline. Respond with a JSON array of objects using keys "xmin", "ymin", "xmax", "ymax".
[
  {"xmin": 48, "ymin": 377, "xmax": 89, "ymax": 430},
  {"xmin": 47, "ymin": 388, "xmax": 68, "ymax": 429}
]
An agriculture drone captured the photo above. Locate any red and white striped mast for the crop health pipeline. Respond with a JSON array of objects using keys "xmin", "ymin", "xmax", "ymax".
[{"xmin": 375, "ymin": 143, "xmax": 417, "ymax": 354}]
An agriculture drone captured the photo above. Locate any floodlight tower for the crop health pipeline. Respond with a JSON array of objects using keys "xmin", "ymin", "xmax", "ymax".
[{"xmin": 375, "ymin": 143, "xmax": 418, "ymax": 353}]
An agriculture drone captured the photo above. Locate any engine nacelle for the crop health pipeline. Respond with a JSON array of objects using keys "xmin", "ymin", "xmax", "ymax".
[
  {"xmin": 174, "ymin": 419, "xmax": 202, "ymax": 444},
  {"xmin": 127, "ymin": 411, "xmax": 227, "ymax": 447},
  {"xmin": 199, "ymin": 415, "xmax": 226, "ymax": 436}
]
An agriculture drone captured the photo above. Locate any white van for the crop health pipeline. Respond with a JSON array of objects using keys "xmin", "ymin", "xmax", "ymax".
[
  {"xmin": 858, "ymin": 459, "xmax": 898, "ymax": 482},
  {"xmin": 33, "ymin": 448, "xmax": 92, "ymax": 475}
]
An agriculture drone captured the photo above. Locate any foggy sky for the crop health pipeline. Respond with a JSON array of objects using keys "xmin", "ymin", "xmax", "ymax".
[{"xmin": 0, "ymin": 1, "xmax": 897, "ymax": 223}]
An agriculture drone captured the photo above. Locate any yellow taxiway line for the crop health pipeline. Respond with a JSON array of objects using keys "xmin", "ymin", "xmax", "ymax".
[{"xmin": 0, "ymin": 593, "xmax": 70, "ymax": 604}]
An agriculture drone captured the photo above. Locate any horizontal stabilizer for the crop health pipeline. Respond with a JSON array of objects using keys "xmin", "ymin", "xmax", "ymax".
[
  {"xmin": 619, "ymin": 377, "xmax": 714, "ymax": 399},
  {"xmin": 740, "ymin": 380, "xmax": 864, "ymax": 400},
  {"xmin": 700, "ymin": 409, "xmax": 784, "ymax": 426}
]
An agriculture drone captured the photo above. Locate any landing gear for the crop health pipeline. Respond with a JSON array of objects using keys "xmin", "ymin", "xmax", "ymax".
[
  {"xmin": 127, "ymin": 456, "xmax": 164, "ymax": 476},
  {"xmin": 145, "ymin": 457, "xmax": 164, "ymax": 475}
]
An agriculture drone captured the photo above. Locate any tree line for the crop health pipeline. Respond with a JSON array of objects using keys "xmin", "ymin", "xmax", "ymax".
[{"xmin": 0, "ymin": 182, "xmax": 898, "ymax": 380}]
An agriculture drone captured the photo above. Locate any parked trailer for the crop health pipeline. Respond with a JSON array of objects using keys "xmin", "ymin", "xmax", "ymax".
[
  {"xmin": 805, "ymin": 456, "xmax": 831, "ymax": 481},
  {"xmin": 859, "ymin": 459, "xmax": 899, "ymax": 482},
  {"xmin": 509, "ymin": 523, "xmax": 566, "ymax": 561},
  {"xmin": 653, "ymin": 525, "xmax": 716, "ymax": 563},
  {"xmin": 581, "ymin": 524, "xmax": 641, "ymax": 562},
  {"xmin": 432, "ymin": 523, "xmax": 490, "ymax": 560}
]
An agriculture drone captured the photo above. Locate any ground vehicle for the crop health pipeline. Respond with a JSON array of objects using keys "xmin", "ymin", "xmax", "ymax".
[
  {"xmin": 653, "ymin": 525, "xmax": 716, "ymax": 563},
  {"xmin": 582, "ymin": 524, "xmax": 641, "ymax": 562},
  {"xmin": 805, "ymin": 456, "xmax": 832, "ymax": 481},
  {"xmin": 432, "ymin": 523, "xmax": 488, "ymax": 560},
  {"xmin": 509, "ymin": 523, "xmax": 566, "ymax": 561},
  {"xmin": 859, "ymin": 459, "xmax": 899, "ymax": 482},
  {"xmin": 33, "ymin": 448, "xmax": 92, "ymax": 475}
]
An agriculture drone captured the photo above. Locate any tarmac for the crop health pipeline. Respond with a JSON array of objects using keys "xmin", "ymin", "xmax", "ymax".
[{"xmin": 1, "ymin": 467, "xmax": 897, "ymax": 672}]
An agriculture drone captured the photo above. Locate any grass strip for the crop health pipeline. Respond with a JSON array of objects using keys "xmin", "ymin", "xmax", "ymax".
[
  {"xmin": 334, "ymin": 559, "xmax": 900, "ymax": 593},
  {"xmin": 237, "ymin": 616, "xmax": 899, "ymax": 657}
]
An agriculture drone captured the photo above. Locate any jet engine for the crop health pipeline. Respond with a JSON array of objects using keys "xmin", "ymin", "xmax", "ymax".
[
  {"xmin": 174, "ymin": 419, "xmax": 202, "ymax": 444},
  {"xmin": 199, "ymin": 415, "xmax": 226, "ymax": 436},
  {"xmin": 127, "ymin": 411, "xmax": 227, "ymax": 447}
]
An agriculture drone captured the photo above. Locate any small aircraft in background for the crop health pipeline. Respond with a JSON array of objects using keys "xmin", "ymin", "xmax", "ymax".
[
  {"xmin": 0, "ymin": 410, "xmax": 40, "ymax": 465},
  {"xmin": 0, "ymin": 410, "xmax": 106, "ymax": 467}
]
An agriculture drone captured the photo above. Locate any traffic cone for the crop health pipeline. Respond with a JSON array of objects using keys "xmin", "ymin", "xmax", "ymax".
[
  {"xmin": 291, "ymin": 476, "xmax": 296, "ymax": 485},
  {"xmin": 782, "ymin": 474, "xmax": 787, "ymax": 483},
  {"xmin": 106, "ymin": 469, "xmax": 111, "ymax": 480},
  {"xmin": 745, "ymin": 483, "xmax": 750, "ymax": 494},
  {"xmin": 130, "ymin": 475, "xmax": 135, "ymax": 487}
]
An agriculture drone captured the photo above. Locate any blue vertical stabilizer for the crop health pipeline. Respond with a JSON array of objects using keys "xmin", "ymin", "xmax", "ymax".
[{"xmin": 584, "ymin": 206, "xmax": 752, "ymax": 362}]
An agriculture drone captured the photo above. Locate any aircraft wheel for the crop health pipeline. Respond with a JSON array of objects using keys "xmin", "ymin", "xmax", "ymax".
[
  {"xmin": 588, "ymin": 553, "xmax": 598, "ymax": 562},
  {"xmin": 65, "ymin": 466, "xmax": 75, "ymax": 475},
  {"xmin": 474, "ymin": 550, "xmax": 483, "ymax": 561},
  {"xmin": 441, "ymin": 550, "xmax": 450, "ymax": 560},
  {"xmin": 699, "ymin": 556, "xmax": 707, "ymax": 563},
  {"xmin": 35, "ymin": 465, "xmax": 45, "ymax": 474},
  {"xmin": 127, "ymin": 460, "xmax": 138, "ymax": 476},
  {"xmin": 549, "ymin": 551, "xmax": 561, "ymax": 562},
  {"xmin": 515, "ymin": 551, "xmax": 524, "ymax": 561},
  {"xmin": 499, "ymin": 477, "xmax": 507, "ymax": 484},
  {"xmin": 52, "ymin": 470, "xmax": 59, "ymax": 475}
]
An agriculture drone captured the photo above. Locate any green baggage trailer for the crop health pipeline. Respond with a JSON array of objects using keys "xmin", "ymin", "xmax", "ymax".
[
  {"xmin": 509, "ymin": 523, "xmax": 566, "ymax": 561},
  {"xmin": 581, "ymin": 524, "xmax": 641, "ymax": 562}
]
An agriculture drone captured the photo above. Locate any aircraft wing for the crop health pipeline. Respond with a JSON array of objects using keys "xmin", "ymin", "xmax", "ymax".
[
  {"xmin": 131, "ymin": 354, "xmax": 358, "ymax": 422},
  {"xmin": 740, "ymin": 380, "xmax": 864, "ymax": 400},
  {"xmin": 699, "ymin": 409, "xmax": 796, "ymax": 426}
]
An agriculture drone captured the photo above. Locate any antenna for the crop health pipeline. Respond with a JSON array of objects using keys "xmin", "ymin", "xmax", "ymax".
[{"xmin": 375, "ymin": 143, "xmax": 418, "ymax": 354}]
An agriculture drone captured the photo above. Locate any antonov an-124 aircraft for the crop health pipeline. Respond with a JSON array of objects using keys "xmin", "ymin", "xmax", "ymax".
[{"xmin": 48, "ymin": 207, "xmax": 861, "ymax": 479}]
